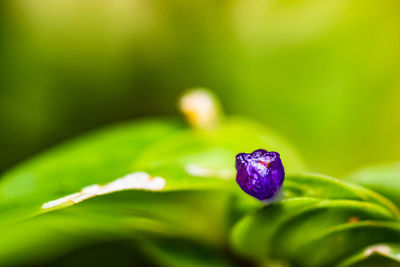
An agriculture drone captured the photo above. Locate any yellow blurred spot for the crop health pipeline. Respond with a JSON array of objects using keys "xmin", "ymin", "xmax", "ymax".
[
  {"xmin": 347, "ymin": 216, "xmax": 360, "ymax": 223},
  {"xmin": 179, "ymin": 88, "xmax": 221, "ymax": 130}
]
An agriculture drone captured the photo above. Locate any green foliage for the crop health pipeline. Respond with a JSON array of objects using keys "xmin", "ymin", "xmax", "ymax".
[
  {"xmin": 0, "ymin": 116, "xmax": 303, "ymax": 266},
  {"xmin": 231, "ymin": 174, "xmax": 400, "ymax": 266},
  {"xmin": 346, "ymin": 163, "xmax": 400, "ymax": 207},
  {"xmin": 336, "ymin": 243, "xmax": 400, "ymax": 267},
  {"xmin": 0, "ymin": 116, "xmax": 399, "ymax": 266}
]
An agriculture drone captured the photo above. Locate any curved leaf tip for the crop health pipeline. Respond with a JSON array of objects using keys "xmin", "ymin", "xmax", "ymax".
[{"xmin": 41, "ymin": 172, "xmax": 166, "ymax": 211}]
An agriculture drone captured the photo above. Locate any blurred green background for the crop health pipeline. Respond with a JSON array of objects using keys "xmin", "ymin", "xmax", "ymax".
[{"xmin": 1, "ymin": 0, "xmax": 400, "ymax": 176}]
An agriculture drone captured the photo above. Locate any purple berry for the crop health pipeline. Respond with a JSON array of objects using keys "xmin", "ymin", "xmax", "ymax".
[{"xmin": 235, "ymin": 149, "xmax": 285, "ymax": 201}]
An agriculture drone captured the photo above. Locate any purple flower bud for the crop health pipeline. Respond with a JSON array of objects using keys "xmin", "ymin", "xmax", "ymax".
[{"xmin": 235, "ymin": 149, "xmax": 285, "ymax": 201}]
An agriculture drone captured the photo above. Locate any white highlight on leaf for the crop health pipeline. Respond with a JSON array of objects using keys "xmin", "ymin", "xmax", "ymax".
[
  {"xmin": 364, "ymin": 245, "xmax": 391, "ymax": 257},
  {"xmin": 41, "ymin": 193, "xmax": 82, "ymax": 210},
  {"xmin": 41, "ymin": 172, "xmax": 166, "ymax": 210},
  {"xmin": 185, "ymin": 164, "xmax": 234, "ymax": 179}
]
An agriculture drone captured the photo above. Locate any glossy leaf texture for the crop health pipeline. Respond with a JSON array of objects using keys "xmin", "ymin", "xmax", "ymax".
[
  {"xmin": 0, "ymin": 117, "xmax": 304, "ymax": 266},
  {"xmin": 230, "ymin": 174, "xmax": 400, "ymax": 267}
]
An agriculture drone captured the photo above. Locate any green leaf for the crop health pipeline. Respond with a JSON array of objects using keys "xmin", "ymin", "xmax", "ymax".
[
  {"xmin": 0, "ymin": 119, "xmax": 183, "ymax": 220},
  {"xmin": 293, "ymin": 222, "xmax": 400, "ymax": 266},
  {"xmin": 0, "ymin": 117, "xmax": 304, "ymax": 219},
  {"xmin": 284, "ymin": 174, "xmax": 399, "ymax": 216},
  {"xmin": 140, "ymin": 238, "xmax": 235, "ymax": 267},
  {"xmin": 230, "ymin": 174, "xmax": 400, "ymax": 266},
  {"xmin": 336, "ymin": 243, "xmax": 400, "ymax": 267},
  {"xmin": 0, "ymin": 190, "xmax": 231, "ymax": 266},
  {"xmin": 231, "ymin": 197, "xmax": 321, "ymax": 259},
  {"xmin": 0, "ymin": 116, "xmax": 304, "ymax": 265},
  {"xmin": 346, "ymin": 163, "xmax": 400, "ymax": 207}
]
